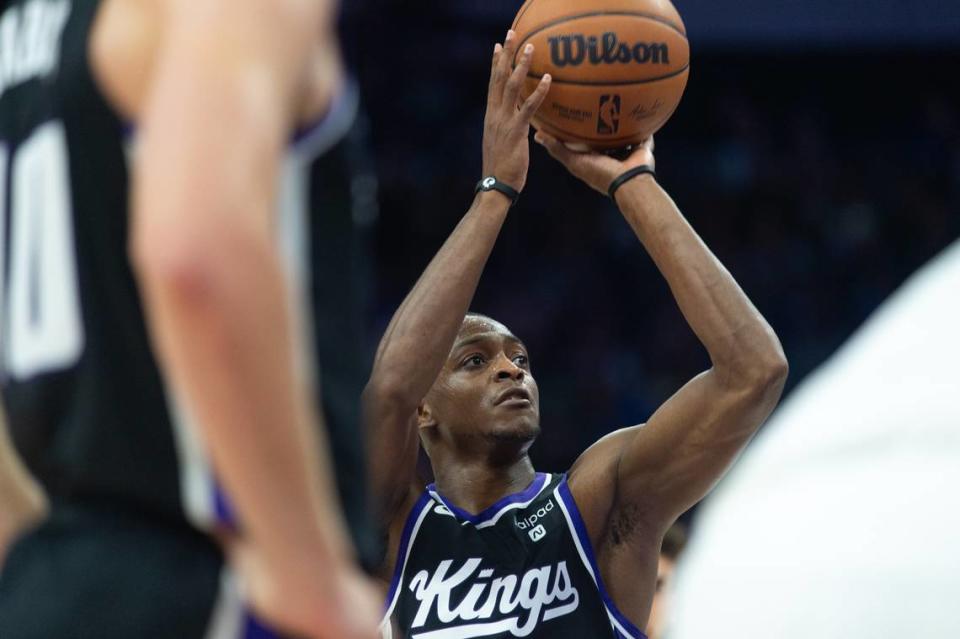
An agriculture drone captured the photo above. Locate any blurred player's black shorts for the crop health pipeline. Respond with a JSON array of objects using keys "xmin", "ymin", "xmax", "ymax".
[{"xmin": 0, "ymin": 501, "xmax": 224, "ymax": 639}]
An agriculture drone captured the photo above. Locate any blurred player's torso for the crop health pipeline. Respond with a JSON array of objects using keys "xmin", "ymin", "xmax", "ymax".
[
  {"xmin": 0, "ymin": 0, "xmax": 367, "ymax": 536},
  {"xmin": 382, "ymin": 473, "xmax": 645, "ymax": 639}
]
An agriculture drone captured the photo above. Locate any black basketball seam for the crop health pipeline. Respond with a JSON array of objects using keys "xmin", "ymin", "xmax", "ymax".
[
  {"xmin": 516, "ymin": 10, "xmax": 688, "ymax": 60},
  {"xmin": 527, "ymin": 63, "xmax": 689, "ymax": 86}
]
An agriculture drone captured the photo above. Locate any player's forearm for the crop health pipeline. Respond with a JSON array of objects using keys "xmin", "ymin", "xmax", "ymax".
[
  {"xmin": 367, "ymin": 192, "xmax": 510, "ymax": 409},
  {"xmin": 141, "ymin": 239, "xmax": 351, "ymax": 559},
  {"xmin": 615, "ymin": 177, "xmax": 787, "ymax": 387}
]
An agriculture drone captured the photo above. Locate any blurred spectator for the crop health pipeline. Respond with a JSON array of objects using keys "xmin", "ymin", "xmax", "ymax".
[{"xmin": 646, "ymin": 522, "xmax": 688, "ymax": 639}]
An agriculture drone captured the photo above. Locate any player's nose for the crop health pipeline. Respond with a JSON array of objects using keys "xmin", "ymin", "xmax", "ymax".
[{"xmin": 494, "ymin": 354, "xmax": 524, "ymax": 381}]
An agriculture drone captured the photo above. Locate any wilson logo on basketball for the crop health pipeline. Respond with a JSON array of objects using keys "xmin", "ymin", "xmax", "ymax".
[{"xmin": 547, "ymin": 32, "xmax": 670, "ymax": 68}]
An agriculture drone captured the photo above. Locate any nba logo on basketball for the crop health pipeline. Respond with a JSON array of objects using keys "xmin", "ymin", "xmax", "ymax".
[{"xmin": 598, "ymin": 95, "xmax": 621, "ymax": 134}]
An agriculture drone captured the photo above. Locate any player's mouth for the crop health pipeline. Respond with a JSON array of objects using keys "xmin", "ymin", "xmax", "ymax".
[{"xmin": 494, "ymin": 387, "xmax": 532, "ymax": 407}]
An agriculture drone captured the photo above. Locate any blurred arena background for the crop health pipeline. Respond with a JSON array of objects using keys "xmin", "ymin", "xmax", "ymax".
[{"xmin": 336, "ymin": 0, "xmax": 960, "ymax": 499}]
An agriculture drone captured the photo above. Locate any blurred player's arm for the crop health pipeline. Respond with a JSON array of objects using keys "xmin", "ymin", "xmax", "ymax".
[
  {"xmin": 363, "ymin": 33, "xmax": 550, "ymax": 531},
  {"xmin": 0, "ymin": 404, "xmax": 47, "ymax": 567},
  {"xmin": 539, "ymin": 135, "xmax": 788, "ymax": 535},
  {"xmin": 131, "ymin": 1, "xmax": 375, "ymax": 636}
]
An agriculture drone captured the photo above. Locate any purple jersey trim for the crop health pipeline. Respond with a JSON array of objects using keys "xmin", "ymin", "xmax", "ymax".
[
  {"xmin": 213, "ymin": 482, "xmax": 238, "ymax": 530},
  {"xmin": 557, "ymin": 478, "xmax": 647, "ymax": 639},
  {"xmin": 426, "ymin": 472, "xmax": 548, "ymax": 524},
  {"xmin": 383, "ymin": 491, "xmax": 434, "ymax": 614},
  {"xmin": 242, "ymin": 612, "xmax": 285, "ymax": 639}
]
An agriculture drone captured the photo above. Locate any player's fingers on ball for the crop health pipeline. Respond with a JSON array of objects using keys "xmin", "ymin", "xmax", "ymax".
[
  {"xmin": 519, "ymin": 73, "xmax": 551, "ymax": 120},
  {"xmin": 534, "ymin": 131, "xmax": 569, "ymax": 162},
  {"xmin": 489, "ymin": 33, "xmax": 512, "ymax": 103},
  {"xmin": 488, "ymin": 42, "xmax": 505, "ymax": 99},
  {"xmin": 497, "ymin": 30, "xmax": 517, "ymax": 91},
  {"xmin": 504, "ymin": 42, "xmax": 533, "ymax": 108},
  {"xmin": 500, "ymin": 29, "xmax": 517, "ymax": 68}
]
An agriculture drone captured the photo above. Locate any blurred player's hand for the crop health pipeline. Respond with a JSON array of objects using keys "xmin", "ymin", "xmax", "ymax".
[
  {"xmin": 227, "ymin": 535, "xmax": 380, "ymax": 639},
  {"xmin": 481, "ymin": 30, "xmax": 552, "ymax": 193},
  {"xmin": 535, "ymin": 133, "xmax": 657, "ymax": 196}
]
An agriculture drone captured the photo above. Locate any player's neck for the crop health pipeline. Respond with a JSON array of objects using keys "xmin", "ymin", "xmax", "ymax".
[{"xmin": 431, "ymin": 456, "xmax": 536, "ymax": 516}]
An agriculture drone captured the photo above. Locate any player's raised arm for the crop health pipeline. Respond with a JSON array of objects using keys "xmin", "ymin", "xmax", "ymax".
[
  {"xmin": 537, "ymin": 134, "xmax": 788, "ymax": 535},
  {"xmin": 364, "ymin": 32, "xmax": 550, "ymax": 530},
  {"xmin": 0, "ymin": 403, "xmax": 47, "ymax": 567},
  {"xmin": 130, "ymin": 1, "xmax": 375, "ymax": 636}
]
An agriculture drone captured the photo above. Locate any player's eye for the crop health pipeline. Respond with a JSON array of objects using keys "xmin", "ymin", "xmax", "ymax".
[
  {"xmin": 512, "ymin": 354, "xmax": 529, "ymax": 368},
  {"xmin": 462, "ymin": 354, "xmax": 486, "ymax": 368}
]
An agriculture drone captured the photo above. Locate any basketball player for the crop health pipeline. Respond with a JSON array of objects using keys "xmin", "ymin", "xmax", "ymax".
[
  {"xmin": 0, "ymin": 0, "xmax": 377, "ymax": 637},
  {"xmin": 366, "ymin": 31, "xmax": 788, "ymax": 638}
]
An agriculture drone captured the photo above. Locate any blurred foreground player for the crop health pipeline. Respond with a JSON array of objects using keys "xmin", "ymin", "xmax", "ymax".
[
  {"xmin": 366, "ymin": 32, "xmax": 788, "ymax": 638},
  {"xmin": 0, "ymin": 0, "xmax": 378, "ymax": 637},
  {"xmin": 668, "ymin": 240, "xmax": 960, "ymax": 639}
]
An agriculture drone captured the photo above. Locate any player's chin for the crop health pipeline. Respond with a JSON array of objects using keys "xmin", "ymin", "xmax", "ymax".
[{"xmin": 488, "ymin": 414, "xmax": 541, "ymax": 443}]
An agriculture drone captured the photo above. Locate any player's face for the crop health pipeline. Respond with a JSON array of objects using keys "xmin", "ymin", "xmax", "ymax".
[{"xmin": 423, "ymin": 316, "xmax": 541, "ymax": 447}]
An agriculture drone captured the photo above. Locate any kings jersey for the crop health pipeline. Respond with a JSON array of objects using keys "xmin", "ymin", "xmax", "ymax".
[{"xmin": 381, "ymin": 473, "xmax": 646, "ymax": 639}]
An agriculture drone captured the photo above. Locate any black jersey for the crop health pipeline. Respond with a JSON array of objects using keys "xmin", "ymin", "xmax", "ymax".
[
  {"xmin": 381, "ymin": 473, "xmax": 646, "ymax": 639},
  {"xmin": 0, "ymin": 0, "xmax": 370, "ymax": 546}
]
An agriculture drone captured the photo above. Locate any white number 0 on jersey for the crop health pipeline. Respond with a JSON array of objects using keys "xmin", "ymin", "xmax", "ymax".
[{"xmin": 0, "ymin": 120, "xmax": 83, "ymax": 380}]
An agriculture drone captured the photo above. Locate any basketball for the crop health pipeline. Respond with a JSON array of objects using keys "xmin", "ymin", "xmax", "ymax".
[{"xmin": 512, "ymin": 0, "xmax": 690, "ymax": 150}]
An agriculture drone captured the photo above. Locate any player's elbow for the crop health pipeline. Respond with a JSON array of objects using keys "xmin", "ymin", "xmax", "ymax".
[
  {"xmin": 756, "ymin": 349, "xmax": 789, "ymax": 397},
  {"xmin": 363, "ymin": 373, "xmax": 419, "ymax": 423},
  {"xmin": 721, "ymin": 328, "xmax": 789, "ymax": 400},
  {"xmin": 740, "ymin": 338, "xmax": 789, "ymax": 400},
  {"xmin": 131, "ymin": 215, "xmax": 258, "ymax": 317},
  {"xmin": 132, "ymin": 223, "xmax": 218, "ymax": 306}
]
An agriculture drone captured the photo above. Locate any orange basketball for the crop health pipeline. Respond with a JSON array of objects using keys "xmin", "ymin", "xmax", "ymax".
[{"xmin": 512, "ymin": 0, "xmax": 690, "ymax": 150}]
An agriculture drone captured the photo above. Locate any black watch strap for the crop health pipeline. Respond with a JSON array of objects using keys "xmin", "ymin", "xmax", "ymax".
[
  {"xmin": 608, "ymin": 165, "xmax": 657, "ymax": 199},
  {"xmin": 475, "ymin": 176, "xmax": 520, "ymax": 206}
]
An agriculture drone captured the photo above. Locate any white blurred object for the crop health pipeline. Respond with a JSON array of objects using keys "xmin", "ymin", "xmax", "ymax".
[{"xmin": 668, "ymin": 239, "xmax": 960, "ymax": 639}]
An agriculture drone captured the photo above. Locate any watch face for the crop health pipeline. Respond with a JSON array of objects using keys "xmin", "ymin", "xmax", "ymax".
[{"xmin": 482, "ymin": 177, "xmax": 496, "ymax": 189}]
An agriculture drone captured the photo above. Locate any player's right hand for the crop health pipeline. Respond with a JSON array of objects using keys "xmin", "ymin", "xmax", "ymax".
[
  {"xmin": 480, "ymin": 30, "xmax": 552, "ymax": 194},
  {"xmin": 227, "ymin": 535, "xmax": 380, "ymax": 639}
]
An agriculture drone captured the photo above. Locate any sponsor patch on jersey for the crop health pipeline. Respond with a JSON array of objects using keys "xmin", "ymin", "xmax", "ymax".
[{"xmin": 516, "ymin": 498, "xmax": 554, "ymax": 531}]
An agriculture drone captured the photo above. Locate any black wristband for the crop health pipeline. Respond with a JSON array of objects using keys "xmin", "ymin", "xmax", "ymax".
[
  {"xmin": 475, "ymin": 176, "xmax": 520, "ymax": 206},
  {"xmin": 607, "ymin": 165, "xmax": 656, "ymax": 199}
]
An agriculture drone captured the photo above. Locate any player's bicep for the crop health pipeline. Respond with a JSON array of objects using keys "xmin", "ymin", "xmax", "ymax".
[{"xmin": 617, "ymin": 369, "xmax": 777, "ymax": 530}]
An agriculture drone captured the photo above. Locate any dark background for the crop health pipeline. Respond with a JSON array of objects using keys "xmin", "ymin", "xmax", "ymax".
[{"xmin": 336, "ymin": 1, "xmax": 960, "ymax": 481}]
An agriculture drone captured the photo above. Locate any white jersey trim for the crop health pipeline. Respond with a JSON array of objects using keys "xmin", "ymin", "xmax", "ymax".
[
  {"xmin": 380, "ymin": 494, "xmax": 435, "ymax": 637},
  {"xmin": 554, "ymin": 482, "xmax": 645, "ymax": 639}
]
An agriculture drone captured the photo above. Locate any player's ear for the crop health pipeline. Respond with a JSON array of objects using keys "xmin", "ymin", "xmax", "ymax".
[{"xmin": 416, "ymin": 403, "xmax": 437, "ymax": 430}]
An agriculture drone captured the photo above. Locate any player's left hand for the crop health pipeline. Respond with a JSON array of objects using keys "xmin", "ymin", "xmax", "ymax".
[
  {"xmin": 481, "ymin": 30, "xmax": 552, "ymax": 194},
  {"xmin": 535, "ymin": 133, "xmax": 656, "ymax": 196}
]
